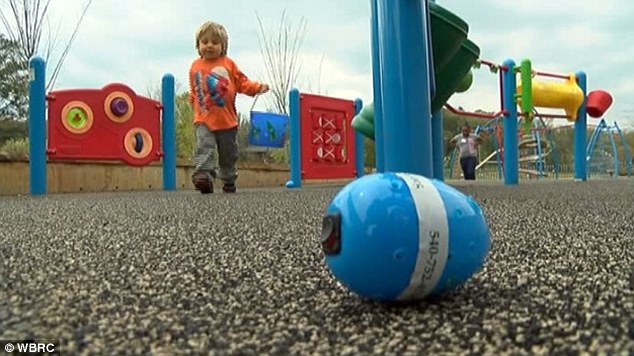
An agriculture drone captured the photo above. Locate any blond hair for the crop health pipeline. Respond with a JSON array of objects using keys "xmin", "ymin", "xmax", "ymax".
[{"xmin": 195, "ymin": 21, "xmax": 229, "ymax": 56}]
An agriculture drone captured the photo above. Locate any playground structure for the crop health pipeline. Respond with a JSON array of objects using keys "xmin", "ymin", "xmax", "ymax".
[
  {"xmin": 471, "ymin": 119, "xmax": 631, "ymax": 181},
  {"xmin": 586, "ymin": 118, "xmax": 632, "ymax": 178},
  {"xmin": 349, "ymin": 0, "xmax": 632, "ymax": 185},
  {"xmin": 27, "ymin": 57, "xmax": 366, "ymax": 194},
  {"xmin": 352, "ymin": 0, "xmax": 480, "ymax": 180},
  {"xmin": 447, "ymin": 116, "xmax": 561, "ymax": 180},
  {"xmin": 27, "ymin": 57, "xmax": 176, "ymax": 195},
  {"xmin": 25, "ymin": 0, "xmax": 631, "ymax": 195},
  {"xmin": 501, "ymin": 117, "xmax": 561, "ymax": 179},
  {"xmin": 447, "ymin": 87, "xmax": 631, "ymax": 180},
  {"xmin": 286, "ymin": 91, "xmax": 365, "ymax": 188}
]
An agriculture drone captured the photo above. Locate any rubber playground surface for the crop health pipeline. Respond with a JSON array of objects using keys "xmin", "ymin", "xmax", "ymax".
[{"xmin": 1, "ymin": 178, "xmax": 633, "ymax": 354}]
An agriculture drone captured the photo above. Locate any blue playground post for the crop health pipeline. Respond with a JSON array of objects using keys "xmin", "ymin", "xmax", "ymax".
[
  {"xmin": 428, "ymin": 0, "xmax": 443, "ymax": 181},
  {"xmin": 28, "ymin": 56, "xmax": 47, "ymax": 195},
  {"xmin": 502, "ymin": 59, "xmax": 519, "ymax": 185},
  {"xmin": 374, "ymin": 0, "xmax": 434, "ymax": 177},
  {"xmin": 615, "ymin": 121, "xmax": 632, "ymax": 177},
  {"xmin": 425, "ymin": 0, "xmax": 436, "ymax": 99},
  {"xmin": 585, "ymin": 119, "xmax": 604, "ymax": 179},
  {"xmin": 532, "ymin": 119, "xmax": 545, "ymax": 177},
  {"xmin": 354, "ymin": 99, "xmax": 365, "ymax": 178},
  {"xmin": 161, "ymin": 74, "xmax": 176, "ymax": 191},
  {"xmin": 608, "ymin": 125, "xmax": 620, "ymax": 177},
  {"xmin": 370, "ymin": 0, "xmax": 385, "ymax": 173},
  {"xmin": 286, "ymin": 88, "xmax": 302, "ymax": 188},
  {"xmin": 574, "ymin": 71, "xmax": 588, "ymax": 181}
]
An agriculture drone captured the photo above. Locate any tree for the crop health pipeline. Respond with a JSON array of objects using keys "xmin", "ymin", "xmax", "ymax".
[
  {"xmin": 255, "ymin": 11, "xmax": 307, "ymax": 115},
  {"xmin": 0, "ymin": 0, "xmax": 92, "ymax": 91},
  {"xmin": 0, "ymin": 34, "xmax": 28, "ymax": 120}
]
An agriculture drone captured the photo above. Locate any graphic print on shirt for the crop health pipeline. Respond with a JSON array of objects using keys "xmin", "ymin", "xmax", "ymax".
[{"xmin": 193, "ymin": 66, "xmax": 230, "ymax": 113}]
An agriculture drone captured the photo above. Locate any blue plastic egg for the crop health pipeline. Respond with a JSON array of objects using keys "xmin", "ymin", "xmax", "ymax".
[{"xmin": 321, "ymin": 172, "xmax": 491, "ymax": 302}]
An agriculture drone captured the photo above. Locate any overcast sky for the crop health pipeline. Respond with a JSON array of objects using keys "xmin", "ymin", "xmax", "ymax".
[{"xmin": 5, "ymin": 0, "xmax": 633, "ymax": 129}]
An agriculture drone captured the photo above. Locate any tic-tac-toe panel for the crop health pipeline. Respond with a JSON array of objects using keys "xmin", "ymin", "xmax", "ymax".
[
  {"xmin": 299, "ymin": 93, "xmax": 356, "ymax": 180},
  {"xmin": 47, "ymin": 83, "xmax": 162, "ymax": 166}
]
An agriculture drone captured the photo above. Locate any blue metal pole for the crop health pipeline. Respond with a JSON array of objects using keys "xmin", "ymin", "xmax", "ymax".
[
  {"xmin": 615, "ymin": 122, "xmax": 632, "ymax": 177},
  {"xmin": 375, "ymin": 0, "xmax": 433, "ymax": 176},
  {"xmin": 574, "ymin": 71, "xmax": 587, "ymax": 181},
  {"xmin": 161, "ymin": 74, "xmax": 176, "ymax": 191},
  {"xmin": 502, "ymin": 59, "xmax": 518, "ymax": 185},
  {"xmin": 426, "ymin": 0, "xmax": 436, "ymax": 99},
  {"xmin": 533, "ymin": 119, "xmax": 544, "ymax": 178},
  {"xmin": 585, "ymin": 119, "xmax": 602, "ymax": 160},
  {"xmin": 428, "ymin": 0, "xmax": 443, "ymax": 181},
  {"xmin": 608, "ymin": 126, "xmax": 619, "ymax": 178},
  {"xmin": 286, "ymin": 88, "xmax": 302, "ymax": 188},
  {"xmin": 28, "ymin": 56, "xmax": 47, "ymax": 195},
  {"xmin": 585, "ymin": 119, "xmax": 605, "ymax": 179},
  {"xmin": 354, "ymin": 98, "xmax": 365, "ymax": 178},
  {"xmin": 370, "ymin": 0, "xmax": 385, "ymax": 173}
]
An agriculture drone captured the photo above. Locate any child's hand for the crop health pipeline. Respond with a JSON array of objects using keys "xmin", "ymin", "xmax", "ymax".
[{"xmin": 259, "ymin": 84, "xmax": 270, "ymax": 94}]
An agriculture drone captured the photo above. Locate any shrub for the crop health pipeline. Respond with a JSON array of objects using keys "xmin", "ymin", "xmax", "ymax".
[{"xmin": 0, "ymin": 137, "xmax": 29, "ymax": 159}]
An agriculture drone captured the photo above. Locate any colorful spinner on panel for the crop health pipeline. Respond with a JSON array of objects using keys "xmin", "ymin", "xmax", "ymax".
[
  {"xmin": 47, "ymin": 83, "xmax": 162, "ymax": 166},
  {"xmin": 321, "ymin": 172, "xmax": 491, "ymax": 302}
]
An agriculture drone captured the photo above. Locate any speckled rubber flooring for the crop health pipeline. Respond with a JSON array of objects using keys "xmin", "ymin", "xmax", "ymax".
[{"xmin": 1, "ymin": 178, "xmax": 633, "ymax": 355}]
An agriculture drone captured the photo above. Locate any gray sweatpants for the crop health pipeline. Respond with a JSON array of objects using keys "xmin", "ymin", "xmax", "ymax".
[{"xmin": 193, "ymin": 124, "xmax": 238, "ymax": 184}]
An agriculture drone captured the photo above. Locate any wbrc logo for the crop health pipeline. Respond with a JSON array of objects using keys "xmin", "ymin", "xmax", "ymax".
[{"xmin": 2, "ymin": 339, "xmax": 60, "ymax": 355}]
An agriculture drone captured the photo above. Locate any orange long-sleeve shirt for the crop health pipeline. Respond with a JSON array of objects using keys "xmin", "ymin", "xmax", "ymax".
[{"xmin": 188, "ymin": 56, "xmax": 262, "ymax": 131}]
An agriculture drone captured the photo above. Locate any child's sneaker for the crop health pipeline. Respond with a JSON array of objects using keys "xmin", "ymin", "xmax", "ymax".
[
  {"xmin": 192, "ymin": 172, "xmax": 214, "ymax": 194},
  {"xmin": 222, "ymin": 183, "xmax": 236, "ymax": 193}
]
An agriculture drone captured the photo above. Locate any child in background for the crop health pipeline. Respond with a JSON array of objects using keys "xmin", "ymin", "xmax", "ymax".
[{"xmin": 189, "ymin": 21, "xmax": 269, "ymax": 194}]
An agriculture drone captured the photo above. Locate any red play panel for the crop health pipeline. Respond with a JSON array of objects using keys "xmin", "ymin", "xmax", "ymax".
[
  {"xmin": 299, "ymin": 93, "xmax": 356, "ymax": 180},
  {"xmin": 47, "ymin": 83, "xmax": 162, "ymax": 166}
]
